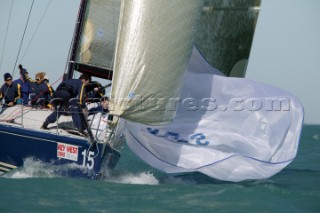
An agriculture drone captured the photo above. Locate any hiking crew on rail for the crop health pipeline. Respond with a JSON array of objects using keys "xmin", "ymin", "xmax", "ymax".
[{"xmin": 41, "ymin": 74, "xmax": 90, "ymax": 135}]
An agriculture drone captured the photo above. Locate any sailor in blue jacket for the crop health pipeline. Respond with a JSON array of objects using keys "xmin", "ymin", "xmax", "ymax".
[
  {"xmin": 14, "ymin": 65, "xmax": 32, "ymax": 105},
  {"xmin": 34, "ymin": 72, "xmax": 54, "ymax": 108},
  {"xmin": 0, "ymin": 73, "xmax": 21, "ymax": 111},
  {"xmin": 41, "ymin": 74, "xmax": 90, "ymax": 135},
  {"xmin": 86, "ymin": 81, "xmax": 105, "ymax": 103},
  {"xmin": 88, "ymin": 96, "xmax": 109, "ymax": 115}
]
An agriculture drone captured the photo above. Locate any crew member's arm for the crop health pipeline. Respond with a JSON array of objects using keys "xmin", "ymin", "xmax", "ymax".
[
  {"xmin": 95, "ymin": 82, "xmax": 105, "ymax": 97},
  {"xmin": 12, "ymin": 83, "xmax": 21, "ymax": 105},
  {"xmin": 46, "ymin": 83, "xmax": 54, "ymax": 97},
  {"xmin": 79, "ymin": 83, "xmax": 87, "ymax": 109}
]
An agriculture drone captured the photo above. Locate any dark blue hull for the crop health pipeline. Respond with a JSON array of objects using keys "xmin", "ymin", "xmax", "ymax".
[{"xmin": 0, "ymin": 124, "xmax": 120, "ymax": 179}]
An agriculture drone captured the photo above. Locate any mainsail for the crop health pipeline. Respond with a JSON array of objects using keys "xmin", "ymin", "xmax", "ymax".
[
  {"xmin": 77, "ymin": 0, "xmax": 121, "ymax": 70},
  {"xmin": 109, "ymin": 0, "xmax": 304, "ymax": 182},
  {"xmin": 68, "ymin": 0, "xmax": 121, "ymax": 79}
]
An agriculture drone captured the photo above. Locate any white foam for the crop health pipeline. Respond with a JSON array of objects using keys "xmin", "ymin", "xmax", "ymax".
[
  {"xmin": 312, "ymin": 134, "xmax": 319, "ymax": 140},
  {"xmin": 106, "ymin": 171, "xmax": 159, "ymax": 185},
  {"xmin": 3, "ymin": 158, "xmax": 159, "ymax": 185},
  {"xmin": 3, "ymin": 157, "xmax": 86, "ymax": 179},
  {"xmin": 162, "ymin": 175, "xmax": 197, "ymax": 185},
  {"xmin": 3, "ymin": 158, "xmax": 54, "ymax": 178}
]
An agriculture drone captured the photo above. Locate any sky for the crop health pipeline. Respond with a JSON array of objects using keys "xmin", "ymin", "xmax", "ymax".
[
  {"xmin": 246, "ymin": 0, "xmax": 320, "ymax": 124},
  {"xmin": 0, "ymin": 0, "xmax": 80, "ymax": 85},
  {"xmin": 0, "ymin": 0, "xmax": 319, "ymax": 124}
]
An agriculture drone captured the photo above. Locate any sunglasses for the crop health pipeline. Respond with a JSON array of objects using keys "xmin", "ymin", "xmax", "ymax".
[
  {"xmin": 35, "ymin": 79, "xmax": 40, "ymax": 81},
  {"xmin": 5, "ymin": 79, "xmax": 12, "ymax": 81}
]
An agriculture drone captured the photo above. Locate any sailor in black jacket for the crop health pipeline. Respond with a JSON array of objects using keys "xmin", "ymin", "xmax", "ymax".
[
  {"xmin": 0, "ymin": 73, "xmax": 21, "ymax": 110},
  {"xmin": 86, "ymin": 80, "xmax": 105, "ymax": 103},
  {"xmin": 41, "ymin": 74, "xmax": 90, "ymax": 134}
]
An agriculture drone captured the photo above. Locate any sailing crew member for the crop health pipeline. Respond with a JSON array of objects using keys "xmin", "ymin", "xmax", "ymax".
[
  {"xmin": 86, "ymin": 80, "xmax": 105, "ymax": 103},
  {"xmin": 88, "ymin": 96, "xmax": 109, "ymax": 115},
  {"xmin": 87, "ymin": 96, "xmax": 109, "ymax": 140},
  {"xmin": 14, "ymin": 65, "xmax": 32, "ymax": 105},
  {"xmin": 0, "ymin": 73, "xmax": 21, "ymax": 112},
  {"xmin": 34, "ymin": 72, "xmax": 54, "ymax": 108},
  {"xmin": 41, "ymin": 74, "xmax": 90, "ymax": 135}
]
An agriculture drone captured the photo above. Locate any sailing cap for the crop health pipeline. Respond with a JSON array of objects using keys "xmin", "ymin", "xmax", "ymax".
[
  {"xmin": 4, "ymin": 73, "xmax": 12, "ymax": 81},
  {"xmin": 18, "ymin": 64, "xmax": 28, "ymax": 73}
]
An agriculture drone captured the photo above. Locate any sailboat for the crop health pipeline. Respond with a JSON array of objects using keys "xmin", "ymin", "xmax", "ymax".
[
  {"xmin": 0, "ymin": 0, "xmax": 123, "ymax": 178},
  {"xmin": 0, "ymin": 0, "xmax": 304, "ymax": 182}
]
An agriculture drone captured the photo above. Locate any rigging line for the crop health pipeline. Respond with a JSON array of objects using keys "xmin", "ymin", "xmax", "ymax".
[
  {"xmin": 11, "ymin": 0, "xmax": 35, "ymax": 77},
  {"xmin": 20, "ymin": 0, "xmax": 53, "ymax": 62},
  {"xmin": 109, "ymin": 0, "xmax": 116, "ymax": 71},
  {"xmin": 0, "ymin": 1, "xmax": 14, "ymax": 71},
  {"xmin": 0, "ymin": 1, "xmax": 17, "ymax": 103}
]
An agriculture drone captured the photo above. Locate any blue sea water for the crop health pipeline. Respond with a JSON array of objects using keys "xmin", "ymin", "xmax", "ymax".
[{"xmin": 0, "ymin": 125, "xmax": 319, "ymax": 213}]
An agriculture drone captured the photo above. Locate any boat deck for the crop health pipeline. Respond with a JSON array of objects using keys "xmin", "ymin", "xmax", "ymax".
[{"xmin": 0, "ymin": 105, "xmax": 85, "ymax": 139}]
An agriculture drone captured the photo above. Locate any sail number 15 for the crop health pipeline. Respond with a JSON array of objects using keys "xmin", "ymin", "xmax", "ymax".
[{"xmin": 81, "ymin": 150, "xmax": 95, "ymax": 169}]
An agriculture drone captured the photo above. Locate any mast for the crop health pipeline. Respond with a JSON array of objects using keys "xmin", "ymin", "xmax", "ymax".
[{"xmin": 66, "ymin": 0, "xmax": 88, "ymax": 80}]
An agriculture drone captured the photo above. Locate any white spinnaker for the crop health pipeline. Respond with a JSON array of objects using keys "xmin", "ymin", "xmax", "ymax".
[
  {"xmin": 110, "ymin": 0, "xmax": 203, "ymax": 125},
  {"xmin": 125, "ymin": 47, "xmax": 304, "ymax": 182}
]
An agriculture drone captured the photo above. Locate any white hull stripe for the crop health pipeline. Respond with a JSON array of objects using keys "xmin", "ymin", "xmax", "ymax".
[
  {"xmin": 0, "ymin": 162, "xmax": 17, "ymax": 169},
  {"xmin": 0, "ymin": 166, "xmax": 11, "ymax": 172},
  {"xmin": 0, "ymin": 162, "xmax": 17, "ymax": 173}
]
